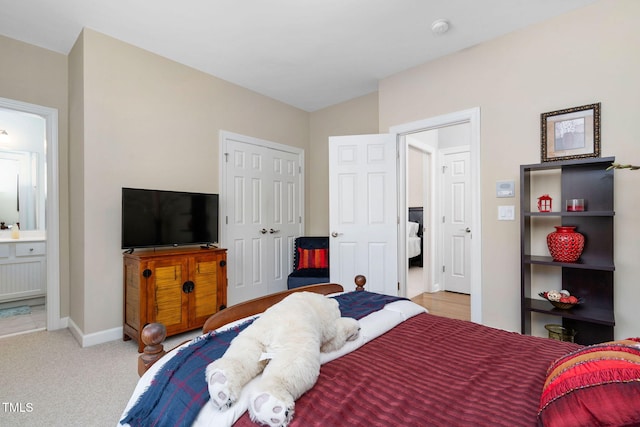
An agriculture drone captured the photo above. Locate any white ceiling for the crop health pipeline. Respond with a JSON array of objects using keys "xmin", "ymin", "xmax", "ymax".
[{"xmin": 0, "ymin": 0, "xmax": 598, "ymax": 112}]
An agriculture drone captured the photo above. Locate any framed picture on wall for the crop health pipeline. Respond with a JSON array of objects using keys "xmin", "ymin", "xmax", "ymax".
[{"xmin": 541, "ymin": 103, "xmax": 601, "ymax": 162}]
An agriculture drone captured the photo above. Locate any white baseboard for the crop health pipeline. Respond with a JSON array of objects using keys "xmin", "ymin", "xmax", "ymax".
[
  {"xmin": 429, "ymin": 282, "xmax": 442, "ymax": 293},
  {"xmin": 67, "ymin": 318, "xmax": 123, "ymax": 347},
  {"xmin": 57, "ymin": 316, "xmax": 69, "ymax": 328}
]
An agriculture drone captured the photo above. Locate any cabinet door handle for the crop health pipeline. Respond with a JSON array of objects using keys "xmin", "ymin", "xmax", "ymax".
[{"xmin": 182, "ymin": 281, "xmax": 195, "ymax": 294}]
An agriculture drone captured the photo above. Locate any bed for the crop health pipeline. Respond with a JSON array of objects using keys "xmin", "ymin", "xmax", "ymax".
[
  {"xmin": 408, "ymin": 206, "xmax": 423, "ymax": 267},
  {"xmin": 120, "ymin": 276, "xmax": 640, "ymax": 427}
]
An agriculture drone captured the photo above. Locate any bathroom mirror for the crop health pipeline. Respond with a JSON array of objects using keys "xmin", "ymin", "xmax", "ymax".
[
  {"xmin": 0, "ymin": 149, "xmax": 43, "ymax": 230},
  {"xmin": 0, "ymin": 107, "xmax": 47, "ymax": 232}
]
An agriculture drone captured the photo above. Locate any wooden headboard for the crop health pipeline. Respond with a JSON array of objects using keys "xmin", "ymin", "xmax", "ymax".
[
  {"xmin": 408, "ymin": 207, "xmax": 424, "ymax": 267},
  {"xmin": 408, "ymin": 206, "xmax": 423, "ymax": 236},
  {"xmin": 136, "ymin": 277, "xmax": 368, "ymax": 376}
]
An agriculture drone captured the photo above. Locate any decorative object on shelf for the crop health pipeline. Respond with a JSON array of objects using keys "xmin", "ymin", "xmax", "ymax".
[
  {"xmin": 544, "ymin": 324, "xmax": 577, "ymax": 342},
  {"xmin": 541, "ymin": 103, "xmax": 601, "ymax": 162},
  {"xmin": 607, "ymin": 162, "xmax": 640, "ymax": 170},
  {"xmin": 537, "ymin": 194, "xmax": 552, "ymax": 212},
  {"xmin": 546, "ymin": 226, "xmax": 584, "ymax": 262},
  {"xmin": 10, "ymin": 223, "xmax": 19, "ymax": 239},
  {"xmin": 539, "ymin": 290, "xmax": 582, "ymax": 309},
  {"xmin": 566, "ymin": 198, "xmax": 585, "ymax": 212}
]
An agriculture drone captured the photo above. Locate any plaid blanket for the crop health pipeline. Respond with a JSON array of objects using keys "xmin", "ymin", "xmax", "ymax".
[{"xmin": 121, "ymin": 291, "xmax": 405, "ymax": 427}]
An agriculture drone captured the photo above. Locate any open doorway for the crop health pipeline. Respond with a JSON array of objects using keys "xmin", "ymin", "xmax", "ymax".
[
  {"xmin": 392, "ymin": 107, "xmax": 482, "ymax": 324},
  {"xmin": 405, "ymin": 138, "xmax": 432, "ymax": 299},
  {"xmin": 0, "ymin": 97, "xmax": 61, "ymax": 336},
  {"xmin": 405, "ymin": 126, "xmax": 472, "ymax": 321}
]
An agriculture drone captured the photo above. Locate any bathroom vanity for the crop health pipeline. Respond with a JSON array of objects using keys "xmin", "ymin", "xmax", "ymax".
[{"xmin": 0, "ymin": 232, "xmax": 46, "ymax": 303}]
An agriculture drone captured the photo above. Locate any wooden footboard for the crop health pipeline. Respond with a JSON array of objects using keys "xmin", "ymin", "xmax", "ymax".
[{"xmin": 137, "ymin": 275, "xmax": 367, "ymax": 376}]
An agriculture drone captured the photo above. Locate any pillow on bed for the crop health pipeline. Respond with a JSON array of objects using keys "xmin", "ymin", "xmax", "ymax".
[
  {"xmin": 538, "ymin": 337, "xmax": 640, "ymax": 427},
  {"xmin": 296, "ymin": 247, "xmax": 329, "ymax": 270},
  {"xmin": 407, "ymin": 221, "xmax": 419, "ymax": 237}
]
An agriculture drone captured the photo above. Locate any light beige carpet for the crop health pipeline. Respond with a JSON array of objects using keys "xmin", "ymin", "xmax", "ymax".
[{"xmin": 0, "ymin": 328, "xmax": 199, "ymax": 426}]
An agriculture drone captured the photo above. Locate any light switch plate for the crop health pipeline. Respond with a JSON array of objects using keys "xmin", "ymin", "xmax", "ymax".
[{"xmin": 498, "ymin": 205, "xmax": 515, "ymax": 220}]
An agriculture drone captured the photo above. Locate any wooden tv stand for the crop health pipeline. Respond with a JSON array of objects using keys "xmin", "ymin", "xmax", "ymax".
[{"xmin": 123, "ymin": 246, "xmax": 227, "ymax": 352}]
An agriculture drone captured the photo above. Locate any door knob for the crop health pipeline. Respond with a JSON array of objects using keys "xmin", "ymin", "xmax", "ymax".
[
  {"xmin": 331, "ymin": 231, "xmax": 342, "ymax": 238},
  {"xmin": 465, "ymin": 227, "xmax": 471, "ymax": 233},
  {"xmin": 269, "ymin": 228, "xmax": 280, "ymax": 234},
  {"xmin": 259, "ymin": 228, "xmax": 268, "ymax": 234}
]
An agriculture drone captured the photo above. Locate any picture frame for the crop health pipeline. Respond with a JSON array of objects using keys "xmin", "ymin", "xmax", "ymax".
[{"xmin": 541, "ymin": 103, "xmax": 600, "ymax": 162}]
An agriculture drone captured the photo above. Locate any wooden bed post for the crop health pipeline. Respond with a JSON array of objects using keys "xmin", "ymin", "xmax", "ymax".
[
  {"xmin": 354, "ymin": 275, "xmax": 366, "ymax": 291},
  {"xmin": 138, "ymin": 323, "xmax": 167, "ymax": 377}
]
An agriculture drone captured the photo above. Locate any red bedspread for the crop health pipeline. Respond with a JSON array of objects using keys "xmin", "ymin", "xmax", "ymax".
[{"xmin": 234, "ymin": 312, "xmax": 580, "ymax": 427}]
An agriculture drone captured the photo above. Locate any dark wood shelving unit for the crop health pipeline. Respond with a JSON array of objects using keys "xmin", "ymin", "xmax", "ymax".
[
  {"xmin": 520, "ymin": 157, "xmax": 615, "ymax": 345},
  {"xmin": 524, "ymin": 211, "xmax": 614, "ymax": 217},
  {"xmin": 524, "ymin": 255, "xmax": 615, "ymax": 271},
  {"xmin": 525, "ymin": 298, "xmax": 615, "ymax": 326}
]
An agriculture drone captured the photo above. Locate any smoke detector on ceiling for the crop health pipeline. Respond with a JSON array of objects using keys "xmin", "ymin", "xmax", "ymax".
[{"xmin": 431, "ymin": 19, "xmax": 450, "ymax": 35}]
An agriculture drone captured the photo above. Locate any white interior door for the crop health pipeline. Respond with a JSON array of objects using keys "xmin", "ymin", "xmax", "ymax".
[
  {"xmin": 222, "ymin": 132, "xmax": 302, "ymax": 305},
  {"xmin": 329, "ymin": 134, "xmax": 398, "ymax": 295},
  {"xmin": 442, "ymin": 148, "xmax": 471, "ymax": 294}
]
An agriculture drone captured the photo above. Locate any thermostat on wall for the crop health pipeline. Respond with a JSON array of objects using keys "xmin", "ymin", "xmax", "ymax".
[{"xmin": 496, "ymin": 180, "xmax": 515, "ymax": 198}]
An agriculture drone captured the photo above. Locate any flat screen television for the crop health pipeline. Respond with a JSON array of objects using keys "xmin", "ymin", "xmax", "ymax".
[{"xmin": 121, "ymin": 187, "xmax": 219, "ymax": 249}]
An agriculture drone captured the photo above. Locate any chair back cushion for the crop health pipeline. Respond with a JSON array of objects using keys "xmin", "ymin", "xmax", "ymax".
[
  {"xmin": 293, "ymin": 237, "xmax": 329, "ymax": 270},
  {"xmin": 296, "ymin": 247, "xmax": 329, "ymax": 270}
]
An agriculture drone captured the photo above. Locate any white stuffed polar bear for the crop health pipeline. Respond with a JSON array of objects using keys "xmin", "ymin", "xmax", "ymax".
[{"xmin": 205, "ymin": 291, "xmax": 360, "ymax": 426}]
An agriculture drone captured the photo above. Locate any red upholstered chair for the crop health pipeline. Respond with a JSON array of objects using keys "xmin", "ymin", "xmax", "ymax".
[{"xmin": 287, "ymin": 237, "xmax": 330, "ymax": 289}]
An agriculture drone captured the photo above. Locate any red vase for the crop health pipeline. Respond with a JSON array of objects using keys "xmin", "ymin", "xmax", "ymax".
[{"xmin": 546, "ymin": 226, "xmax": 584, "ymax": 262}]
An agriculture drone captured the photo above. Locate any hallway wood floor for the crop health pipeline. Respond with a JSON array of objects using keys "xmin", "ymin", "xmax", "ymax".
[{"xmin": 411, "ymin": 291, "xmax": 470, "ymax": 321}]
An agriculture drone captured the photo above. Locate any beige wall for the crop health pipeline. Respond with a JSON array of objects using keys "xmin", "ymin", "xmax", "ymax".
[
  {"xmin": 379, "ymin": 0, "xmax": 640, "ymax": 339},
  {"xmin": 0, "ymin": 35, "xmax": 71, "ymax": 318},
  {"xmin": 72, "ymin": 29, "xmax": 311, "ymax": 334},
  {"xmin": 307, "ymin": 92, "xmax": 379, "ymax": 234},
  {"xmin": 68, "ymin": 32, "xmax": 85, "ymax": 328},
  {"xmin": 407, "ymin": 146, "xmax": 424, "ymax": 207}
]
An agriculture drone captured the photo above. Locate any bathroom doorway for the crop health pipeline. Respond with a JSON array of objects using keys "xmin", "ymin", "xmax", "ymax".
[{"xmin": 0, "ymin": 97, "xmax": 60, "ymax": 337}]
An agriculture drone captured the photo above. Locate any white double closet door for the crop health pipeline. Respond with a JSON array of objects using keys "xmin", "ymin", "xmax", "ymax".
[{"xmin": 221, "ymin": 132, "xmax": 303, "ymax": 306}]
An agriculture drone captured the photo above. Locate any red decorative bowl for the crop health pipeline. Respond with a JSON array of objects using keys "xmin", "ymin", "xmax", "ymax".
[{"xmin": 539, "ymin": 292, "xmax": 582, "ymax": 309}]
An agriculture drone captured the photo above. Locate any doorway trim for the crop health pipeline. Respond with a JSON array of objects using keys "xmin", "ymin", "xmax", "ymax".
[
  {"xmin": 0, "ymin": 97, "xmax": 61, "ymax": 330},
  {"xmin": 390, "ymin": 107, "xmax": 482, "ymax": 323}
]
